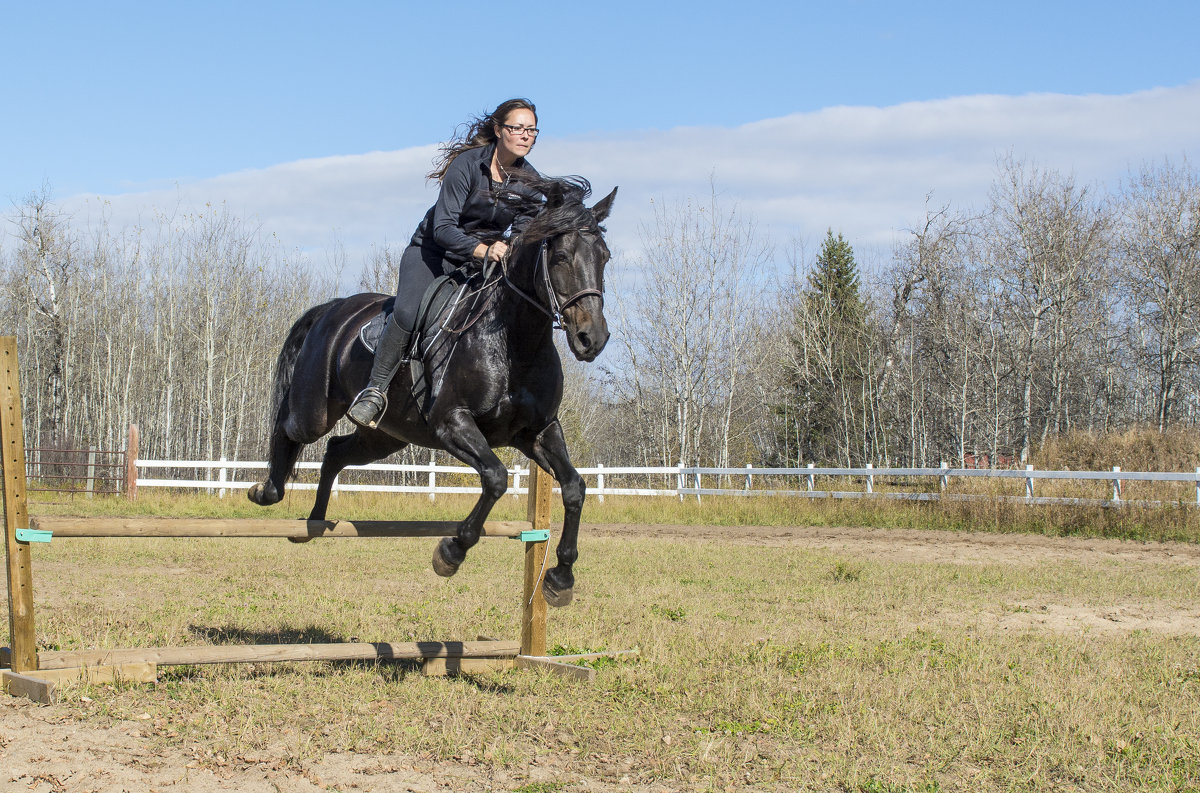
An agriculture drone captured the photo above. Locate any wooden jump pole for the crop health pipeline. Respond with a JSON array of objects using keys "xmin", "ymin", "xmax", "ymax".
[
  {"xmin": 28, "ymin": 516, "xmax": 532, "ymax": 539},
  {"xmin": 0, "ymin": 334, "xmax": 607, "ymax": 703}
]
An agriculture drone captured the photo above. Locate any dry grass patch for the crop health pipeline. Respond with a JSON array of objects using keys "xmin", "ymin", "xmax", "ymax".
[
  {"xmin": 10, "ymin": 521, "xmax": 1199, "ymax": 791},
  {"xmin": 29, "ymin": 479, "xmax": 1200, "ymax": 544},
  {"xmin": 1032, "ymin": 426, "xmax": 1200, "ymax": 472}
]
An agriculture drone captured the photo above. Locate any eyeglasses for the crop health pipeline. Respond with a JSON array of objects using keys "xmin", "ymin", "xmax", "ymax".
[{"xmin": 500, "ymin": 124, "xmax": 539, "ymax": 137}]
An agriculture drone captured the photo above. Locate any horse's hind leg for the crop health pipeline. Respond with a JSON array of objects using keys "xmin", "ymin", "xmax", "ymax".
[
  {"xmin": 308, "ymin": 430, "xmax": 408, "ymax": 521},
  {"xmin": 247, "ymin": 405, "xmax": 304, "ymax": 507},
  {"xmin": 248, "ymin": 386, "xmax": 336, "ymax": 507}
]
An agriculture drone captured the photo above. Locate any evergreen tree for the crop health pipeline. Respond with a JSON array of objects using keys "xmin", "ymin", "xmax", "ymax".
[
  {"xmin": 777, "ymin": 230, "xmax": 870, "ymax": 465},
  {"xmin": 807, "ymin": 230, "xmax": 864, "ymax": 323}
]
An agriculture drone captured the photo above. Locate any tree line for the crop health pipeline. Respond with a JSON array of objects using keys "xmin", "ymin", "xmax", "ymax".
[
  {"xmin": 3, "ymin": 155, "xmax": 1198, "ymax": 470},
  {"xmin": 604, "ymin": 156, "xmax": 1200, "ymax": 468}
]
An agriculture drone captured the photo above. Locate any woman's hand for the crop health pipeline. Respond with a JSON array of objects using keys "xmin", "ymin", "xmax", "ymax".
[{"xmin": 476, "ymin": 241, "xmax": 509, "ymax": 262}]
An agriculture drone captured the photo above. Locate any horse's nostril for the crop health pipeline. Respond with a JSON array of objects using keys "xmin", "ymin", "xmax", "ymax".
[{"xmin": 577, "ymin": 332, "xmax": 591, "ymax": 349}]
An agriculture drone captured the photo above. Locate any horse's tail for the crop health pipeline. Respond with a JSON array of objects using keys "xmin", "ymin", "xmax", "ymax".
[{"xmin": 271, "ymin": 298, "xmax": 341, "ymax": 422}]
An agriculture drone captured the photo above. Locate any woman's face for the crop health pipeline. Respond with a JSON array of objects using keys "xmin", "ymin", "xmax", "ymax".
[{"xmin": 494, "ymin": 107, "xmax": 538, "ymax": 162}]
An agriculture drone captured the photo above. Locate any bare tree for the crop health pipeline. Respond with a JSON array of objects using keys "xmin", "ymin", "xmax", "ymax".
[
  {"xmin": 606, "ymin": 188, "xmax": 771, "ymax": 466},
  {"xmin": 358, "ymin": 243, "xmax": 404, "ymax": 294},
  {"xmin": 7, "ymin": 187, "xmax": 79, "ymax": 446},
  {"xmin": 1, "ymin": 192, "xmax": 337, "ymax": 462},
  {"xmin": 882, "ymin": 199, "xmax": 979, "ymax": 465},
  {"xmin": 983, "ymin": 155, "xmax": 1111, "ymax": 462},
  {"xmin": 1117, "ymin": 158, "xmax": 1200, "ymax": 430}
]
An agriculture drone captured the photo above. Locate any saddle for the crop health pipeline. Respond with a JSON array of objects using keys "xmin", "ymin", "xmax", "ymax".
[{"xmin": 358, "ymin": 273, "xmax": 469, "ymax": 414}]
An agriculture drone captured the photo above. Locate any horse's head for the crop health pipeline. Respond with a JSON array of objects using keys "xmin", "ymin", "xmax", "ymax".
[
  {"xmin": 509, "ymin": 176, "xmax": 617, "ymax": 362},
  {"xmin": 543, "ymin": 184, "xmax": 616, "ymax": 362}
]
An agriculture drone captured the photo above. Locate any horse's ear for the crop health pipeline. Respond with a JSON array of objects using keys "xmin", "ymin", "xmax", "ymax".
[
  {"xmin": 545, "ymin": 183, "xmax": 565, "ymax": 209},
  {"xmin": 591, "ymin": 187, "xmax": 618, "ymax": 223}
]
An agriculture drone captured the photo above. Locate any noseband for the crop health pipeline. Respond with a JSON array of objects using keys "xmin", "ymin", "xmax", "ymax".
[{"xmin": 500, "ymin": 233, "xmax": 603, "ymax": 330}]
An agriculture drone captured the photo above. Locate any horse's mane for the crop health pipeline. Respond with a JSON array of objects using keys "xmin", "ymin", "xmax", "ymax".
[{"xmin": 501, "ymin": 173, "xmax": 602, "ymax": 248}]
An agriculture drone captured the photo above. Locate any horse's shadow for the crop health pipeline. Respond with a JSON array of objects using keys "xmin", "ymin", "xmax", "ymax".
[
  {"xmin": 187, "ymin": 623, "xmax": 343, "ymax": 645},
  {"xmin": 178, "ymin": 623, "xmax": 516, "ymax": 690}
]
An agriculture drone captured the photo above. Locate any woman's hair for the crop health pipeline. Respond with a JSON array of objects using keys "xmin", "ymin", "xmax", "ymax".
[{"xmin": 427, "ymin": 98, "xmax": 538, "ymax": 182}]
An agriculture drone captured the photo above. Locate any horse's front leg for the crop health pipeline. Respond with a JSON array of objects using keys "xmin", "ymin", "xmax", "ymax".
[
  {"xmin": 515, "ymin": 419, "xmax": 584, "ymax": 607},
  {"xmin": 430, "ymin": 410, "xmax": 509, "ymax": 577}
]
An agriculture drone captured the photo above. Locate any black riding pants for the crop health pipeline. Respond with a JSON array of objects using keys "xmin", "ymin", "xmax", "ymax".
[{"xmin": 393, "ymin": 244, "xmax": 465, "ymax": 331}]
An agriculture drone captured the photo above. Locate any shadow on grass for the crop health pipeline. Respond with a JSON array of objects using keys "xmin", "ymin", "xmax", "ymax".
[
  {"xmin": 187, "ymin": 623, "xmax": 348, "ymax": 645},
  {"xmin": 179, "ymin": 623, "xmax": 517, "ymax": 689},
  {"xmin": 158, "ymin": 657, "xmax": 520, "ymax": 690}
]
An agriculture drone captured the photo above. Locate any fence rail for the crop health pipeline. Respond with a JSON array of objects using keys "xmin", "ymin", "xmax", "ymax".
[{"xmin": 120, "ymin": 459, "xmax": 1200, "ymax": 508}]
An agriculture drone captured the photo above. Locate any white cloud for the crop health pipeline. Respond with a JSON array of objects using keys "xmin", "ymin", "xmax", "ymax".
[{"xmin": 59, "ymin": 82, "xmax": 1200, "ymax": 286}]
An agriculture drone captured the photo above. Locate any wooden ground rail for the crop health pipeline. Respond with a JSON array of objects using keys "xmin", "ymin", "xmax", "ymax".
[{"xmin": 1, "ymin": 336, "xmax": 617, "ymax": 703}]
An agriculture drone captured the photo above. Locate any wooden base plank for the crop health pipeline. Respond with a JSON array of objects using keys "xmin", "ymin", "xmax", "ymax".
[
  {"xmin": 29, "ymin": 517, "xmax": 529, "ymax": 539},
  {"xmin": 2, "ymin": 670, "xmax": 57, "ymax": 704},
  {"xmin": 516, "ymin": 655, "xmax": 597, "ymax": 682},
  {"xmin": 30, "ymin": 662, "xmax": 158, "ymax": 685},
  {"xmin": 421, "ymin": 657, "xmax": 516, "ymax": 676},
  {"xmin": 39, "ymin": 640, "xmax": 520, "ymax": 669},
  {"xmin": 534, "ymin": 649, "xmax": 640, "ymax": 663}
]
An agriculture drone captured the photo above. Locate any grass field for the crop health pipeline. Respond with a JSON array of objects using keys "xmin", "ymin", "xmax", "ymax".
[
  {"xmin": 30, "ymin": 482, "xmax": 1200, "ymax": 543},
  {"xmin": 7, "ymin": 491, "xmax": 1200, "ymax": 791}
]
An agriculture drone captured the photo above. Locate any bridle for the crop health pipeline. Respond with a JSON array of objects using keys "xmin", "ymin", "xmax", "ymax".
[
  {"xmin": 499, "ymin": 231, "xmax": 604, "ymax": 330},
  {"xmin": 425, "ymin": 224, "xmax": 604, "ymax": 400}
]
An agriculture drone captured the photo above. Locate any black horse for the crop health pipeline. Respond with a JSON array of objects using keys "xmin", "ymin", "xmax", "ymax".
[{"xmin": 247, "ymin": 175, "xmax": 616, "ymax": 607}]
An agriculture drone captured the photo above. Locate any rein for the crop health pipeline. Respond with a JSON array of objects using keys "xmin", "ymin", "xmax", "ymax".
[
  {"xmin": 438, "ymin": 267, "xmax": 503, "ymax": 335},
  {"xmin": 435, "ymin": 225, "xmax": 604, "ymax": 339}
]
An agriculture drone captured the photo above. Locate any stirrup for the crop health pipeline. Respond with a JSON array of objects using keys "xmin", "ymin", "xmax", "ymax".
[{"xmin": 347, "ymin": 386, "xmax": 388, "ymax": 429}]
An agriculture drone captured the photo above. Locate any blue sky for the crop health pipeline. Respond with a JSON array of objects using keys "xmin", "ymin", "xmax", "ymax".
[{"xmin": 4, "ymin": 1, "xmax": 1199, "ymax": 277}]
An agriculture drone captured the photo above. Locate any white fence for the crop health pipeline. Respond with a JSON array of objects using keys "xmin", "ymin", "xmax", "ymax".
[{"xmin": 135, "ymin": 459, "xmax": 1200, "ymax": 508}]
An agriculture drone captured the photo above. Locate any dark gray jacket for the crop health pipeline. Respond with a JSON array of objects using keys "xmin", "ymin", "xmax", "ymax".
[{"xmin": 408, "ymin": 143, "xmax": 539, "ymax": 264}]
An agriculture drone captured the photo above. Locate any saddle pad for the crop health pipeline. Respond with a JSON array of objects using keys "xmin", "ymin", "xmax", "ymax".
[
  {"xmin": 356, "ymin": 275, "xmax": 465, "ymax": 356},
  {"xmin": 357, "ymin": 310, "xmax": 388, "ymax": 354},
  {"xmin": 357, "ymin": 275, "xmax": 469, "ymax": 415}
]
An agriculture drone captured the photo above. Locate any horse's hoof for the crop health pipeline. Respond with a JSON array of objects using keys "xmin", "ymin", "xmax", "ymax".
[
  {"xmin": 542, "ymin": 581, "xmax": 574, "ymax": 608},
  {"xmin": 247, "ymin": 482, "xmax": 280, "ymax": 506},
  {"xmin": 432, "ymin": 538, "xmax": 460, "ymax": 577}
]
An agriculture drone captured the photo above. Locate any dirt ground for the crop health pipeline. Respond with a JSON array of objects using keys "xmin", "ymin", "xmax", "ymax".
[{"xmin": 4, "ymin": 523, "xmax": 1199, "ymax": 793}]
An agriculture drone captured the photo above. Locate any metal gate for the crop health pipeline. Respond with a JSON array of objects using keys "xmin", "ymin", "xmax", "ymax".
[{"xmin": 24, "ymin": 446, "xmax": 128, "ymax": 496}]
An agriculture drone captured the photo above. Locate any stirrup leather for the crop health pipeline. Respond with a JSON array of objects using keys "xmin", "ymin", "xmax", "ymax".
[{"xmin": 347, "ymin": 386, "xmax": 389, "ymax": 429}]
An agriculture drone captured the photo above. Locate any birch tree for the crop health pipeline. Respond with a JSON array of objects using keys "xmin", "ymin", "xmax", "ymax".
[
  {"xmin": 7, "ymin": 188, "xmax": 78, "ymax": 446},
  {"xmin": 984, "ymin": 156, "xmax": 1110, "ymax": 462},
  {"xmin": 607, "ymin": 190, "xmax": 771, "ymax": 466},
  {"xmin": 1118, "ymin": 159, "xmax": 1200, "ymax": 430}
]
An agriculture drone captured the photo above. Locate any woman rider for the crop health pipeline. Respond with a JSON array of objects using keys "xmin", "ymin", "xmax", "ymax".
[{"xmin": 347, "ymin": 98, "xmax": 542, "ymax": 428}]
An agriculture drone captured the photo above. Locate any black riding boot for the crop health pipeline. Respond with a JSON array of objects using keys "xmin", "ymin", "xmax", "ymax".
[{"xmin": 346, "ymin": 314, "xmax": 413, "ymax": 428}]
